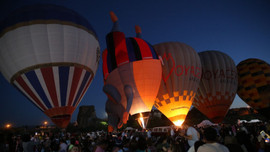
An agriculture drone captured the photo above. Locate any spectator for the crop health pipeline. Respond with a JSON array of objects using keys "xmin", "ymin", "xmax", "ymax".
[
  {"xmin": 197, "ymin": 127, "xmax": 229, "ymax": 152},
  {"xmin": 147, "ymin": 129, "xmax": 152, "ymax": 139},
  {"xmin": 21, "ymin": 134, "xmax": 37, "ymax": 152},
  {"xmin": 94, "ymin": 139, "xmax": 108, "ymax": 152},
  {"xmin": 181, "ymin": 124, "xmax": 200, "ymax": 147},
  {"xmin": 136, "ymin": 135, "xmax": 148, "ymax": 152},
  {"xmin": 187, "ymin": 140, "xmax": 205, "ymax": 152},
  {"xmin": 59, "ymin": 139, "xmax": 68, "ymax": 152},
  {"xmin": 156, "ymin": 136, "xmax": 170, "ymax": 152},
  {"xmin": 146, "ymin": 138, "xmax": 156, "ymax": 152},
  {"xmin": 67, "ymin": 144, "xmax": 80, "ymax": 152}
]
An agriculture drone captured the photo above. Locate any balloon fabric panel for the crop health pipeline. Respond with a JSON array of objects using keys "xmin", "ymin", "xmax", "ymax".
[
  {"xmin": 61, "ymin": 66, "xmax": 76, "ymax": 107},
  {"xmin": 14, "ymin": 75, "xmax": 47, "ymax": 111},
  {"xmin": 102, "ymin": 49, "xmax": 109, "ymax": 81},
  {"xmin": 133, "ymin": 60, "xmax": 162, "ymax": 111},
  {"xmin": 106, "ymin": 31, "xmax": 128, "ymax": 68},
  {"xmin": 13, "ymin": 65, "xmax": 93, "ymax": 110},
  {"xmin": 132, "ymin": 38, "xmax": 154, "ymax": 60},
  {"xmin": 41, "ymin": 67, "xmax": 59, "ymax": 107}
]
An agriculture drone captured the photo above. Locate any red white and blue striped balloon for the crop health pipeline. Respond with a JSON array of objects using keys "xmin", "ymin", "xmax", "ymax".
[{"xmin": 0, "ymin": 4, "xmax": 100, "ymax": 128}]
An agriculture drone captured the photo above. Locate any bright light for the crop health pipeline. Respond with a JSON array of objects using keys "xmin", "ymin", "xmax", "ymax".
[
  {"xmin": 139, "ymin": 113, "xmax": 145, "ymax": 129},
  {"xmin": 100, "ymin": 121, "xmax": 108, "ymax": 125},
  {"xmin": 140, "ymin": 117, "xmax": 145, "ymax": 129},
  {"xmin": 5, "ymin": 123, "xmax": 11, "ymax": 128},
  {"xmin": 173, "ymin": 120, "xmax": 184, "ymax": 127},
  {"xmin": 44, "ymin": 121, "xmax": 48, "ymax": 125}
]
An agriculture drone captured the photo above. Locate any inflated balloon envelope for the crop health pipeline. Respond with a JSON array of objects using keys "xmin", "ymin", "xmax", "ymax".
[
  {"xmin": 102, "ymin": 12, "xmax": 162, "ymax": 129},
  {"xmin": 193, "ymin": 51, "xmax": 238, "ymax": 123},
  {"xmin": 237, "ymin": 58, "xmax": 270, "ymax": 119},
  {"xmin": 0, "ymin": 5, "xmax": 100, "ymax": 128},
  {"xmin": 154, "ymin": 42, "xmax": 202, "ymax": 127}
]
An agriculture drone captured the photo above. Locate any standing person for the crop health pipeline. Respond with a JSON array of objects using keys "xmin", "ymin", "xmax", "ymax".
[
  {"xmin": 156, "ymin": 136, "xmax": 170, "ymax": 152},
  {"xmin": 147, "ymin": 129, "xmax": 152, "ymax": 139},
  {"xmin": 197, "ymin": 127, "xmax": 229, "ymax": 152},
  {"xmin": 43, "ymin": 135, "xmax": 51, "ymax": 152},
  {"xmin": 67, "ymin": 145, "xmax": 80, "ymax": 152},
  {"xmin": 94, "ymin": 139, "xmax": 108, "ymax": 152},
  {"xmin": 21, "ymin": 134, "xmax": 37, "ymax": 152},
  {"xmin": 170, "ymin": 127, "xmax": 175, "ymax": 139},
  {"xmin": 181, "ymin": 124, "xmax": 200, "ymax": 147},
  {"xmin": 59, "ymin": 139, "xmax": 67, "ymax": 152},
  {"xmin": 187, "ymin": 140, "xmax": 205, "ymax": 152}
]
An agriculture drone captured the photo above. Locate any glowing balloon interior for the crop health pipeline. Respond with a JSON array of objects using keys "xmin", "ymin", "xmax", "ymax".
[
  {"xmin": 154, "ymin": 42, "xmax": 202, "ymax": 127},
  {"xmin": 0, "ymin": 4, "xmax": 100, "ymax": 128}
]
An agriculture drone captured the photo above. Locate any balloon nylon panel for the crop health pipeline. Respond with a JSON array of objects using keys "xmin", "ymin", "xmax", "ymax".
[{"xmin": 13, "ymin": 64, "xmax": 93, "ymax": 112}]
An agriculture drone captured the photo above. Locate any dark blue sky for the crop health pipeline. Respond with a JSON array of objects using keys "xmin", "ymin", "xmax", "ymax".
[{"xmin": 0, "ymin": 0, "xmax": 270, "ymax": 127}]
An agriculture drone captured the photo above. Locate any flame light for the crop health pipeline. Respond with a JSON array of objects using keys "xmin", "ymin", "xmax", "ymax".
[
  {"xmin": 135, "ymin": 112, "xmax": 150, "ymax": 129},
  {"xmin": 173, "ymin": 120, "xmax": 184, "ymax": 127},
  {"xmin": 139, "ymin": 113, "xmax": 145, "ymax": 129}
]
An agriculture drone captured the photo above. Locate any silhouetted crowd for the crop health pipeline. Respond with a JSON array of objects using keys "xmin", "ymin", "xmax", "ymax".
[{"xmin": 1, "ymin": 121, "xmax": 270, "ymax": 152}]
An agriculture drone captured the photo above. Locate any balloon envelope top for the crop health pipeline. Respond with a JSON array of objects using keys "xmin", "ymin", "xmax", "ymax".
[{"xmin": 102, "ymin": 33, "xmax": 159, "ymax": 81}]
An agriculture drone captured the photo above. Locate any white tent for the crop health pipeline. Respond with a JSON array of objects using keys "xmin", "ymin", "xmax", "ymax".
[
  {"xmin": 248, "ymin": 119, "xmax": 261, "ymax": 123},
  {"xmin": 125, "ymin": 127, "xmax": 135, "ymax": 131},
  {"xmin": 197, "ymin": 120, "xmax": 216, "ymax": 128}
]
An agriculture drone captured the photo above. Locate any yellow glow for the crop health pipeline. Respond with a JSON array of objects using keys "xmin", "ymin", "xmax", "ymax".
[
  {"xmin": 44, "ymin": 121, "xmax": 48, "ymax": 125},
  {"xmin": 5, "ymin": 124, "xmax": 11, "ymax": 128},
  {"xmin": 173, "ymin": 120, "xmax": 184, "ymax": 127}
]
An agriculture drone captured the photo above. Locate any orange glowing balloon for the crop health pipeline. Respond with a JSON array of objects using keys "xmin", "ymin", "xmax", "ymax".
[{"xmin": 102, "ymin": 12, "xmax": 162, "ymax": 129}]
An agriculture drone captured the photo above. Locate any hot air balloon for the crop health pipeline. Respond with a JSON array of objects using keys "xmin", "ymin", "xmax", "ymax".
[
  {"xmin": 0, "ymin": 4, "xmax": 100, "ymax": 128},
  {"xmin": 193, "ymin": 51, "xmax": 238, "ymax": 123},
  {"xmin": 237, "ymin": 58, "xmax": 270, "ymax": 118},
  {"xmin": 102, "ymin": 12, "xmax": 162, "ymax": 129},
  {"xmin": 154, "ymin": 42, "xmax": 202, "ymax": 127}
]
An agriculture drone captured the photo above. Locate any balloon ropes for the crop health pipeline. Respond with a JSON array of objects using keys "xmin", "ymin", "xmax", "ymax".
[
  {"xmin": 193, "ymin": 51, "xmax": 238, "ymax": 123},
  {"xmin": 237, "ymin": 58, "xmax": 270, "ymax": 119},
  {"xmin": 102, "ymin": 12, "xmax": 162, "ymax": 130},
  {"xmin": 154, "ymin": 42, "xmax": 202, "ymax": 127},
  {"xmin": 0, "ymin": 4, "xmax": 100, "ymax": 128}
]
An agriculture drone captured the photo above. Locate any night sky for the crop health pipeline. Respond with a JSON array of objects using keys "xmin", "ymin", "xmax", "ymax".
[{"xmin": 0, "ymin": 0, "xmax": 270, "ymax": 127}]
